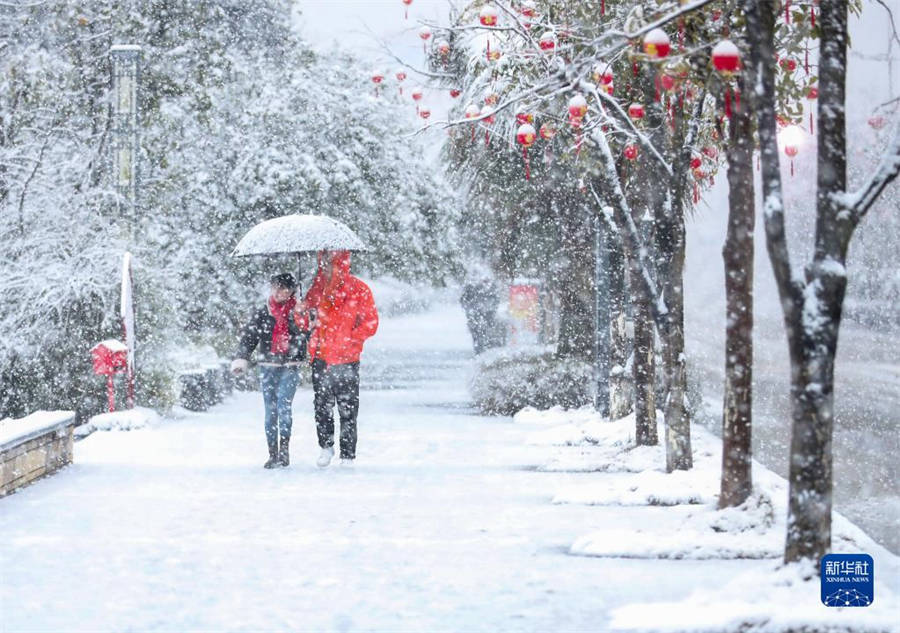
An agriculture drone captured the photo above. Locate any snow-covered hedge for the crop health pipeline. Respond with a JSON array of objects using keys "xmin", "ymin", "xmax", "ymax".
[{"xmin": 470, "ymin": 346, "xmax": 592, "ymax": 415}]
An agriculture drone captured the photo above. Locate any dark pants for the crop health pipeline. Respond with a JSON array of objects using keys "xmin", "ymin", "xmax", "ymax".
[
  {"xmin": 312, "ymin": 359, "xmax": 360, "ymax": 459},
  {"xmin": 259, "ymin": 365, "xmax": 300, "ymax": 449}
]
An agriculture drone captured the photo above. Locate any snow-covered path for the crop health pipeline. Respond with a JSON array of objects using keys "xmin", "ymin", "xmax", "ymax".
[{"xmin": 0, "ymin": 305, "xmax": 787, "ymax": 631}]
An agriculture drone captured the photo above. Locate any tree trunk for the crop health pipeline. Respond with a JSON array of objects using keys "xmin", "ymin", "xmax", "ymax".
[
  {"xmin": 607, "ymin": 233, "xmax": 633, "ymax": 419},
  {"xmin": 556, "ymin": 204, "xmax": 595, "ymax": 362},
  {"xmin": 662, "ymin": 218, "xmax": 690, "ymax": 470},
  {"xmin": 630, "ymin": 197, "xmax": 657, "ymax": 446},
  {"xmin": 720, "ymin": 72, "xmax": 756, "ymax": 508}
]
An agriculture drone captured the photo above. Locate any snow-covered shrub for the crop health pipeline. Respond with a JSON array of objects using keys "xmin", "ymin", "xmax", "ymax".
[{"xmin": 471, "ymin": 346, "xmax": 592, "ymax": 415}]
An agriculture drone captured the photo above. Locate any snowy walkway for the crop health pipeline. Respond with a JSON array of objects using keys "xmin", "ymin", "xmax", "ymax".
[{"xmin": 0, "ymin": 304, "xmax": 895, "ymax": 632}]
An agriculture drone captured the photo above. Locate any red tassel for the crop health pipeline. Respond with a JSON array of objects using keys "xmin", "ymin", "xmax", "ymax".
[
  {"xmin": 485, "ymin": 130, "xmax": 490, "ymax": 147},
  {"xmin": 790, "ymin": 160, "xmax": 794, "ymax": 177},
  {"xmin": 810, "ymin": 112, "xmax": 814, "ymax": 135},
  {"xmin": 405, "ymin": 8, "xmax": 408, "ymax": 19},
  {"xmin": 724, "ymin": 88, "xmax": 732, "ymax": 118},
  {"xmin": 601, "ymin": 0, "xmax": 605, "ymax": 16},
  {"xmin": 785, "ymin": 0, "xmax": 790, "ymax": 24},
  {"xmin": 679, "ymin": 18, "xmax": 685, "ymax": 50},
  {"xmin": 693, "ymin": 181, "xmax": 699, "ymax": 203},
  {"xmin": 633, "ymin": 61, "xmax": 639, "ymax": 78},
  {"xmin": 654, "ymin": 75, "xmax": 661, "ymax": 102},
  {"xmin": 805, "ymin": 48, "xmax": 809, "ymax": 75},
  {"xmin": 811, "ymin": 8, "xmax": 816, "ymax": 27},
  {"xmin": 523, "ymin": 147, "xmax": 531, "ymax": 180}
]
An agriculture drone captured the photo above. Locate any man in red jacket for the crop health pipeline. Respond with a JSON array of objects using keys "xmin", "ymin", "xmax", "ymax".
[{"xmin": 297, "ymin": 250, "xmax": 378, "ymax": 467}]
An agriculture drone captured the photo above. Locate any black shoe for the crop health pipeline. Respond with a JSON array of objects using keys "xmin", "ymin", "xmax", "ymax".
[
  {"xmin": 264, "ymin": 443, "xmax": 278, "ymax": 469},
  {"xmin": 278, "ymin": 438, "xmax": 290, "ymax": 467}
]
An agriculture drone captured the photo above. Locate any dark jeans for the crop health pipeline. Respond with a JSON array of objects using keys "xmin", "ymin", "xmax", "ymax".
[
  {"xmin": 312, "ymin": 359, "xmax": 360, "ymax": 459},
  {"xmin": 259, "ymin": 365, "xmax": 301, "ymax": 449}
]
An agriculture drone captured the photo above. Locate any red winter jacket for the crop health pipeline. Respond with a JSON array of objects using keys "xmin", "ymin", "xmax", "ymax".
[{"xmin": 297, "ymin": 250, "xmax": 378, "ymax": 366}]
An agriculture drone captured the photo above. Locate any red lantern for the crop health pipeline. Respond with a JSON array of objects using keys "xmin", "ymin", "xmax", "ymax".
[
  {"xmin": 436, "ymin": 39, "xmax": 450, "ymax": 57},
  {"xmin": 479, "ymin": 5, "xmax": 498, "ymax": 26},
  {"xmin": 539, "ymin": 122, "xmax": 556, "ymax": 140},
  {"xmin": 702, "ymin": 146, "xmax": 718, "ymax": 159},
  {"xmin": 690, "ymin": 156, "xmax": 702, "ymax": 169},
  {"xmin": 419, "ymin": 25, "xmax": 431, "ymax": 53},
  {"xmin": 449, "ymin": 88, "xmax": 461, "ymax": 98},
  {"xmin": 712, "ymin": 40, "xmax": 740, "ymax": 74},
  {"xmin": 660, "ymin": 73, "xmax": 676, "ymax": 91},
  {"xmin": 784, "ymin": 144, "xmax": 798, "ymax": 176},
  {"xmin": 411, "ymin": 88, "xmax": 423, "ymax": 102},
  {"xmin": 465, "ymin": 103, "xmax": 480, "ymax": 141},
  {"xmin": 520, "ymin": 0, "xmax": 537, "ymax": 18},
  {"xmin": 643, "ymin": 28, "xmax": 671, "ymax": 59},
  {"xmin": 806, "ymin": 86, "xmax": 818, "ymax": 133},
  {"xmin": 516, "ymin": 123, "xmax": 537, "ymax": 179},
  {"xmin": 539, "ymin": 32, "xmax": 556, "ymax": 51},
  {"xmin": 602, "ymin": 82, "xmax": 614, "ymax": 95},
  {"xmin": 593, "ymin": 63, "xmax": 613, "ymax": 85},
  {"xmin": 516, "ymin": 111, "xmax": 534, "ymax": 125},
  {"xmin": 396, "ymin": 70, "xmax": 407, "ymax": 95},
  {"xmin": 628, "ymin": 102, "xmax": 645, "ymax": 120},
  {"xmin": 371, "ymin": 71, "xmax": 384, "ymax": 83},
  {"xmin": 868, "ymin": 115, "xmax": 886, "ymax": 130},
  {"xmin": 419, "ymin": 107, "xmax": 431, "ymax": 120},
  {"xmin": 568, "ymin": 94, "xmax": 588, "ymax": 121},
  {"xmin": 484, "ymin": 93, "xmax": 499, "ymax": 107},
  {"xmin": 624, "ymin": 144, "xmax": 639, "ymax": 160},
  {"xmin": 485, "ymin": 40, "xmax": 502, "ymax": 62},
  {"xmin": 780, "ymin": 58, "xmax": 797, "ymax": 72}
]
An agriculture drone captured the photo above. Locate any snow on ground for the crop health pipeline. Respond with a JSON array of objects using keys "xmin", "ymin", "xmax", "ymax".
[
  {"xmin": 74, "ymin": 407, "xmax": 161, "ymax": 439},
  {"xmin": 1, "ymin": 302, "xmax": 897, "ymax": 632}
]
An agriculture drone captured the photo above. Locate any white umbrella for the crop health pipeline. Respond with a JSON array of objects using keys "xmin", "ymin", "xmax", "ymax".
[
  {"xmin": 232, "ymin": 214, "xmax": 367, "ymax": 283},
  {"xmin": 232, "ymin": 214, "xmax": 367, "ymax": 256}
]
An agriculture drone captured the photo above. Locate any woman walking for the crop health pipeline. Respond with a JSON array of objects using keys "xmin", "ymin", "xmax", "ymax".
[{"xmin": 231, "ymin": 273, "xmax": 307, "ymax": 468}]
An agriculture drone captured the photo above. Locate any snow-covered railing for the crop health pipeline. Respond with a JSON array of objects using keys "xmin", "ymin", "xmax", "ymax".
[{"xmin": 0, "ymin": 410, "xmax": 77, "ymax": 497}]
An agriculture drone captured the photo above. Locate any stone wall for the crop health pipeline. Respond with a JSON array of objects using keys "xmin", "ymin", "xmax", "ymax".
[{"xmin": 1, "ymin": 413, "xmax": 76, "ymax": 497}]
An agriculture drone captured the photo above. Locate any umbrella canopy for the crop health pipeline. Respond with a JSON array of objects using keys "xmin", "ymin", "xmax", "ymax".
[{"xmin": 231, "ymin": 214, "xmax": 367, "ymax": 257}]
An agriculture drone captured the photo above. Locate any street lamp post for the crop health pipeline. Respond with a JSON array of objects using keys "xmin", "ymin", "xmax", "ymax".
[
  {"xmin": 110, "ymin": 44, "xmax": 141, "ymax": 218},
  {"xmin": 110, "ymin": 44, "xmax": 141, "ymax": 409}
]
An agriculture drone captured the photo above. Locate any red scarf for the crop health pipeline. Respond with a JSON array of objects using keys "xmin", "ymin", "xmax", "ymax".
[{"xmin": 268, "ymin": 296, "xmax": 296, "ymax": 355}]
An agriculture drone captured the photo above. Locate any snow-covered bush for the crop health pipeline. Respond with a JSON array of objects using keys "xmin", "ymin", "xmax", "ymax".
[{"xmin": 470, "ymin": 346, "xmax": 592, "ymax": 415}]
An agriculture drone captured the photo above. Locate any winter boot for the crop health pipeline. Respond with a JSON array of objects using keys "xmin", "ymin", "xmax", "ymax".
[
  {"xmin": 316, "ymin": 446, "xmax": 334, "ymax": 468},
  {"xmin": 278, "ymin": 437, "xmax": 290, "ymax": 467},
  {"xmin": 263, "ymin": 441, "xmax": 279, "ymax": 469}
]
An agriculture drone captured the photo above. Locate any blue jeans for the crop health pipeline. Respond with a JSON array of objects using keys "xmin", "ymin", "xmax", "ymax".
[{"xmin": 259, "ymin": 365, "xmax": 301, "ymax": 448}]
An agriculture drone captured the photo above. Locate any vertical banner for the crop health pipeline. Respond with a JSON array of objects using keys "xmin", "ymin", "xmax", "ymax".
[{"xmin": 121, "ymin": 252, "xmax": 135, "ymax": 409}]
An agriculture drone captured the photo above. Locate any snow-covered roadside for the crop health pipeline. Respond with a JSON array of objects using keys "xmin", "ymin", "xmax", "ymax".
[{"xmin": 512, "ymin": 406, "xmax": 899, "ymax": 632}]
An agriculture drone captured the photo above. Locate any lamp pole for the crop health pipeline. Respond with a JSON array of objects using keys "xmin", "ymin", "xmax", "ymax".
[{"xmin": 111, "ymin": 44, "xmax": 141, "ymax": 408}]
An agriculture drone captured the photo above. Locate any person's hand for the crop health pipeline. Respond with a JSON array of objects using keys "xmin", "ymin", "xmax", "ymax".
[{"xmin": 231, "ymin": 358, "xmax": 249, "ymax": 375}]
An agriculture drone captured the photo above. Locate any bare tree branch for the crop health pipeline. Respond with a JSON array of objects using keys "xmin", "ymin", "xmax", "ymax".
[{"xmin": 840, "ymin": 120, "xmax": 900, "ymax": 220}]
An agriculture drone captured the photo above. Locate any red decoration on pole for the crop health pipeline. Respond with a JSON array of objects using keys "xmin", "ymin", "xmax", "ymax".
[
  {"xmin": 643, "ymin": 28, "xmax": 671, "ymax": 58},
  {"xmin": 91, "ymin": 341, "xmax": 128, "ymax": 413},
  {"xmin": 516, "ymin": 123, "xmax": 537, "ymax": 180}
]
